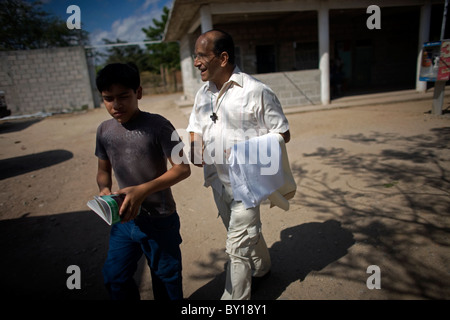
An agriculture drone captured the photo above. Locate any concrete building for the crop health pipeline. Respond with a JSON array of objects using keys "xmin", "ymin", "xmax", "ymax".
[{"xmin": 164, "ymin": 0, "xmax": 446, "ymax": 110}]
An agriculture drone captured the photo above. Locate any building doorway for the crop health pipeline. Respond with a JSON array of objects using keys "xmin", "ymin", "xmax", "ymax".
[{"xmin": 256, "ymin": 45, "xmax": 276, "ymax": 73}]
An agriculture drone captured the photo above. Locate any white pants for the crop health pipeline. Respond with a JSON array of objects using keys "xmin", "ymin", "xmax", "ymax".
[{"xmin": 213, "ymin": 184, "xmax": 271, "ymax": 300}]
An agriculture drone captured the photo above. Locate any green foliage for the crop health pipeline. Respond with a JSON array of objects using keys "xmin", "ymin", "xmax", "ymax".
[
  {"xmin": 142, "ymin": 6, "xmax": 180, "ymax": 72},
  {"xmin": 0, "ymin": 0, "xmax": 89, "ymax": 51},
  {"xmin": 95, "ymin": 6, "xmax": 180, "ymax": 76}
]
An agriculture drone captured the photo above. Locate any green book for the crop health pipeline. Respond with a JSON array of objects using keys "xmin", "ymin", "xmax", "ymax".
[{"xmin": 87, "ymin": 194, "xmax": 125, "ymax": 225}]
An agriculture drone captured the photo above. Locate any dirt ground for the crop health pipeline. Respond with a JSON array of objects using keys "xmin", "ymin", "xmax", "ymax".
[{"xmin": 0, "ymin": 92, "xmax": 449, "ymax": 301}]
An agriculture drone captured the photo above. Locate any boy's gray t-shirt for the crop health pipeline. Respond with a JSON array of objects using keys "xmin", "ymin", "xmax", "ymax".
[{"xmin": 95, "ymin": 111, "xmax": 183, "ymax": 216}]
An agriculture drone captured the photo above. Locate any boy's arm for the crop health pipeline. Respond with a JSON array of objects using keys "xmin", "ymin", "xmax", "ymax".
[
  {"xmin": 117, "ymin": 156, "xmax": 191, "ymax": 222},
  {"xmin": 97, "ymin": 158, "xmax": 112, "ymax": 196}
]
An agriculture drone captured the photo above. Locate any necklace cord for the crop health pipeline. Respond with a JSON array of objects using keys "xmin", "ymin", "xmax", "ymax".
[{"xmin": 210, "ymin": 86, "xmax": 229, "ymax": 123}]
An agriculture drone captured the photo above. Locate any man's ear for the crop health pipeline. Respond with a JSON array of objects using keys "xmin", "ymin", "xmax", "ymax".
[
  {"xmin": 136, "ymin": 86, "xmax": 143, "ymax": 99},
  {"xmin": 220, "ymin": 52, "xmax": 229, "ymax": 67}
]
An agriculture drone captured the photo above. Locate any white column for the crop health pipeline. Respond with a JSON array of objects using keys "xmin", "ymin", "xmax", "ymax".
[
  {"xmin": 318, "ymin": 6, "xmax": 330, "ymax": 105},
  {"xmin": 416, "ymin": 2, "xmax": 431, "ymax": 92},
  {"xmin": 200, "ymin": 5, "xmax": 213, "ymax": 33}
]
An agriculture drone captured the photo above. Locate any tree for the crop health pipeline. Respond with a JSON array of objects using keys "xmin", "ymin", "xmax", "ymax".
[
  {"xmin": 0, "ymin": 0, "xmax": 89, "ymax": 51},
  {"xmin": 142, "ymin": 6, "xmax": 180, "ymax": 73}
]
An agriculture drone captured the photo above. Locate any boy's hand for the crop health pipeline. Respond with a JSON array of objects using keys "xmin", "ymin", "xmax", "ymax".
[
  {"xmin": 99, "ymin": 188, "xmax": 112, "ymax": 196},
  {"xmin": 115, "ymin": 185, "xmax": 147, "ymax": 222}
]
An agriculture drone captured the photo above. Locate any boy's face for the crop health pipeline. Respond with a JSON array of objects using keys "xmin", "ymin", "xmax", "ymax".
[{"xmin": 101, "ymin": 84, "xmax": 142, "ymax": 124}]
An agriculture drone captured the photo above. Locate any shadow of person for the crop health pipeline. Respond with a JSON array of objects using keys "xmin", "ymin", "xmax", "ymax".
[
  {"xmin": 188, "ymin": 219, "xmax": 355, "ymax": 300},
  {"xmin": 0, "ymin": 210, "xmax": 110, "ymax": 300},
  {"xmin": 252, "ymin": 219, "xmax": 355, "ymax": 299},
  {"xmin": 0, "ymin": 118, "xmax": 42, "ymax": 134}
]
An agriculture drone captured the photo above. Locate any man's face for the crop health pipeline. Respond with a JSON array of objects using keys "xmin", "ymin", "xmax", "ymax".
[
  {"xmin": 101, "ymin": 84, "xmax": 142, "ymax": 124},
  {"xmin": 194, "ymin": 35, "xmax": 222, "ymax": 82}
]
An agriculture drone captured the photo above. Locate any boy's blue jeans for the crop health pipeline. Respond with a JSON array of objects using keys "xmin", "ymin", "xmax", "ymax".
[{"xmin": 102, "ymin": 212, "xmax": 183, "ymax": 300}]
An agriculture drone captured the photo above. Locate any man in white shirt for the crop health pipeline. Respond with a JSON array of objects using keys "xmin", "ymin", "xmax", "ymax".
[{"xmin": 187, "ymin": 29, "xmax": 290, "ymax": 300}]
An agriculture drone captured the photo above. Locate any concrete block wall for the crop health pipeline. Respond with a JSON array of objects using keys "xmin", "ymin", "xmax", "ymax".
[
  {"xmin": 0, "ymin": 46, "xmax": 95, "ymax": 115},
  {"xmin": 253, "ymin": 69, "xmax": 321, "ymax": 108},
  {"xmin": 179, "ymin": 34, "xmax": 204, "ymax": 101}
]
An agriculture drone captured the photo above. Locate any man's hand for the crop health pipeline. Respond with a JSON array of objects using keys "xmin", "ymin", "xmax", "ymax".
[
  {"xmin": 280, "ymin": 130, "xmax": 290, "ymax": 143},
  {"xmin": 189, "ymin": 132, "xmax": 204, "ymax": 167}
]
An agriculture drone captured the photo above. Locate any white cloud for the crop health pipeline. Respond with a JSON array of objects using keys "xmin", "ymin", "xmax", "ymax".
[
  {"xmin": 89, "ymin": 6, "xmax": 164, "ymax": 46},
  {"xmin": 140, "ymin": 0, "xmax": 160, "ymax": 11},
  {"xmin": 89, "ymin": 29, "xmax": 111, "ymax": 46}
]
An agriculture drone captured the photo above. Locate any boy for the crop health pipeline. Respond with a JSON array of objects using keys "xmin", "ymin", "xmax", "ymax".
[{"xmin": 94, "ymin": 62, "xmax": 190, "ymax": 300}]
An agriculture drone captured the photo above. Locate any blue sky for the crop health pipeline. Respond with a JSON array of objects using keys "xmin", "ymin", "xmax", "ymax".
[{"xmin": 33, "ymin": 0, "xmax": 173, "ymax": 46}]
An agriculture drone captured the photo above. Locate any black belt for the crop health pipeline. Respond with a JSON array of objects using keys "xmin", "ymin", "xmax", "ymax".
[{"xmin": 140, "ymin": 205, "xmax": 160, "ymax": 217}]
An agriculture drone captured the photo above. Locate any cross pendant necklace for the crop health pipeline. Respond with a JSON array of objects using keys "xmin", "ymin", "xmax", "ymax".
[
  {"xmin": 210, "ymin": 88, "xmax": 229, "ymax": 124},
  {"xmin": 210, "ymin": 112, "xmax": 218, "ymax": 123}
]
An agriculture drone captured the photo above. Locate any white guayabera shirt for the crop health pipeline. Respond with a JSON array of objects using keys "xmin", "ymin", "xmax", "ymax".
[{"xmin": 187, "ymin": 66, "xmax": 289, "ymax": 195}]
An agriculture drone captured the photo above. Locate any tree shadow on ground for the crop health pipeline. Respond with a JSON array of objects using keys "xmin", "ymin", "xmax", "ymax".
[
  {"xmin": 0, "ymin": 211, "xmax": 110, "ymax": 299},
  {"xmin": 188, "ymin": 219, "xmax": 355, "ymax": 300},
  {"xmin": 291, "ymin": 126, "xmax": 450, "ymax": 299},
  {"xmin": 188, "ymin": 126, "xmax": 450, "ymax": 300}
]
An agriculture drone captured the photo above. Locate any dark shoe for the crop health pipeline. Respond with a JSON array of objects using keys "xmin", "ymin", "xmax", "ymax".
[{"xmin": 251, "ymin": 270, "xmax": 271, "ymax": 293}]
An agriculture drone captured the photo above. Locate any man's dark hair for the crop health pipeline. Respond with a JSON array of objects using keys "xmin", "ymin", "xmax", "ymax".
[
  {"xmin": 210, "ymin": 29, "xmax": 235, "ymax": 65},
  {"xmin": 96, "ymin": 62, "xmax": 140, "ymax": 93}
]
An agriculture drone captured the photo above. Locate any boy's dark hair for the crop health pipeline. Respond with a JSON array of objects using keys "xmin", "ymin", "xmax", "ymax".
[
  {"xmin": 96, "ymin": 62, "xmax": 140, "ymax": 93},
  {"xmin": 210, "ymin": 29, "xmax": 235, "ymax": 65}
]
